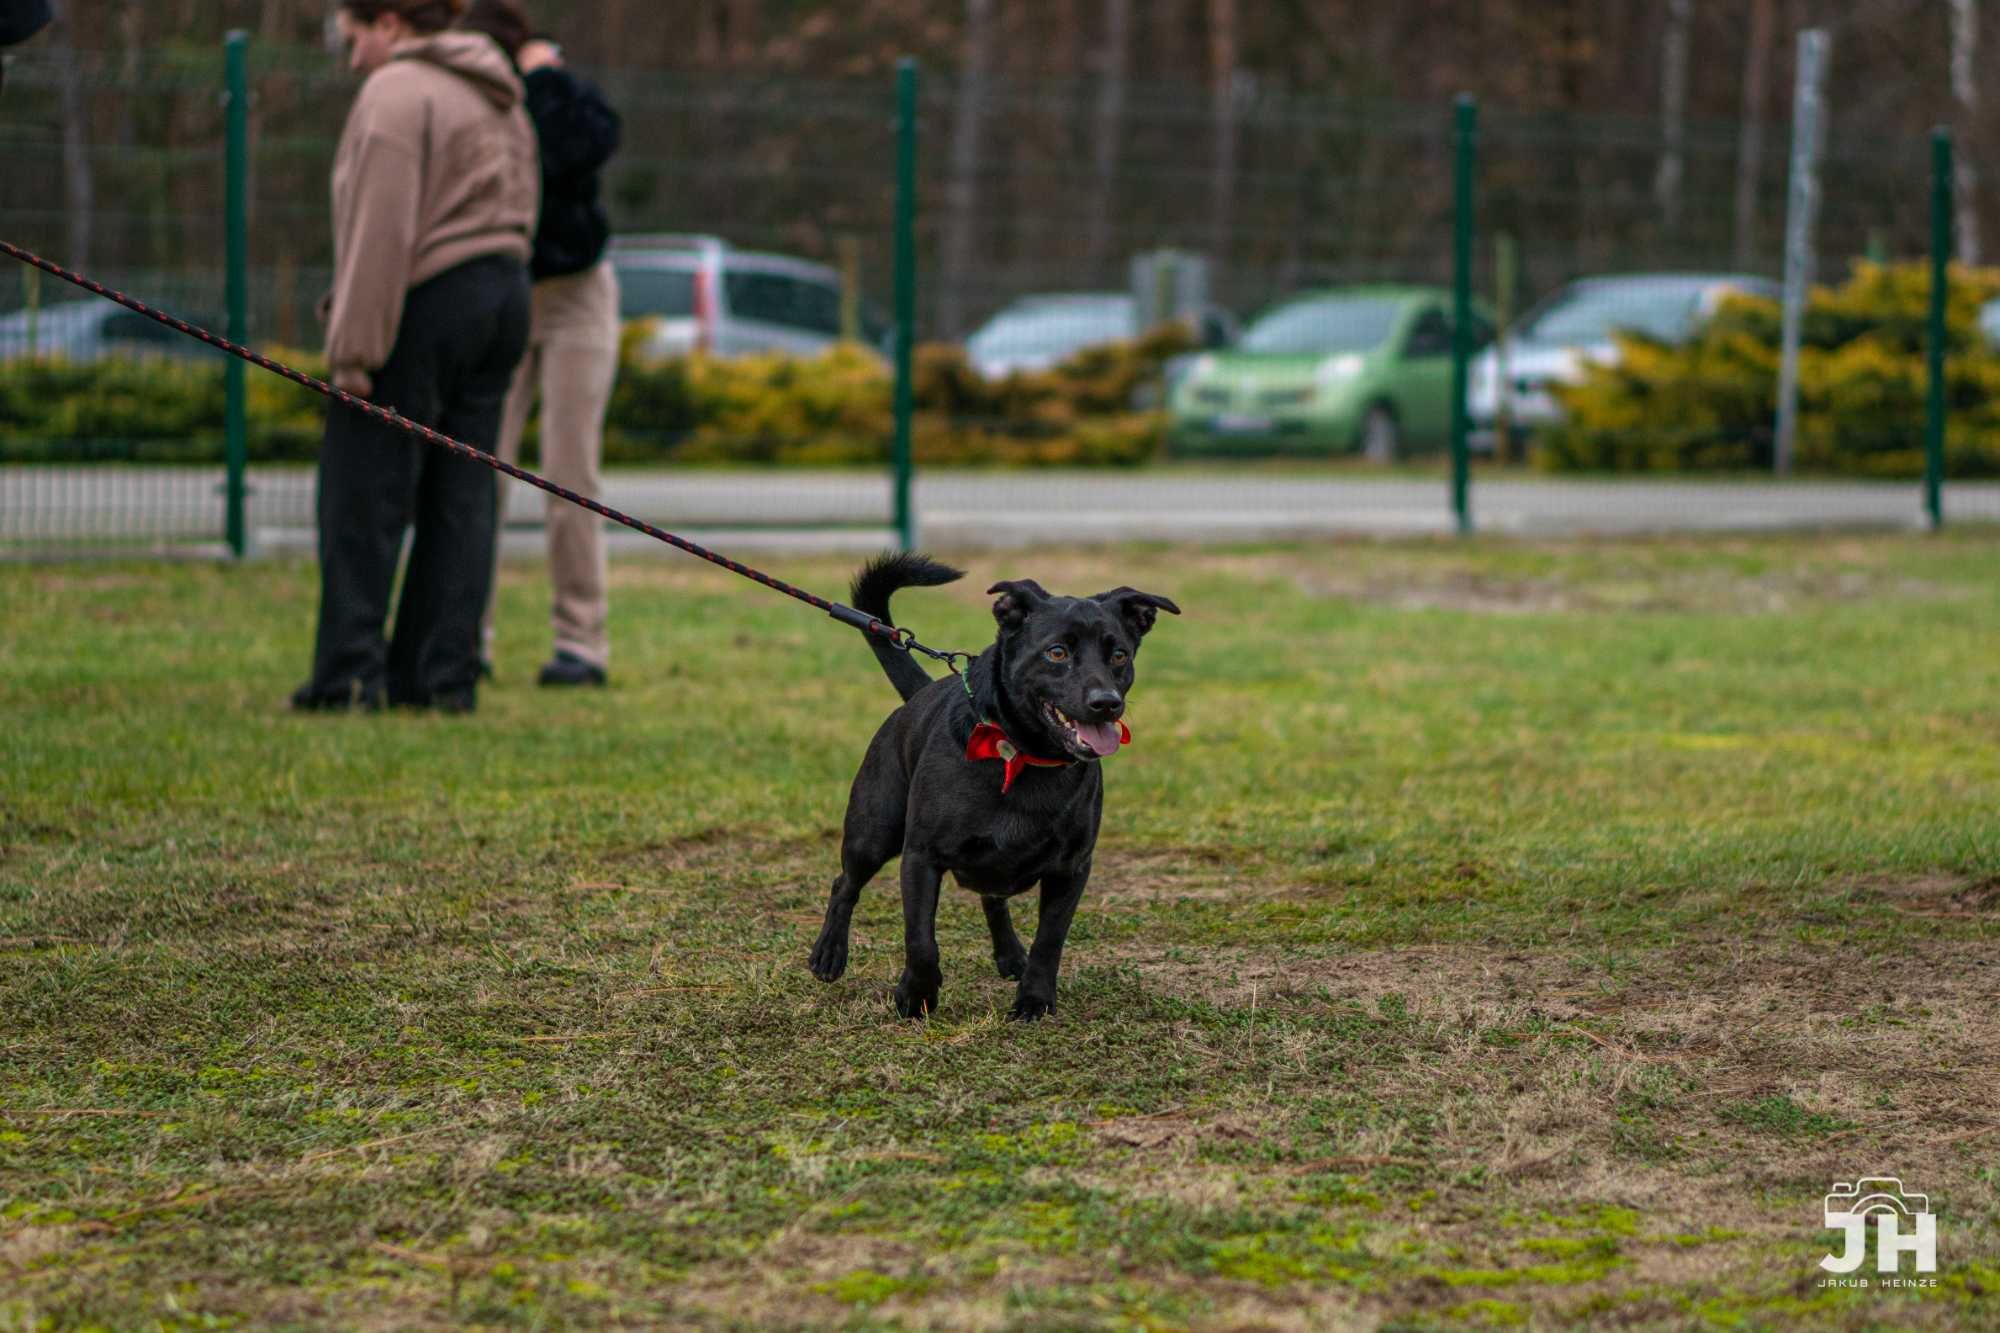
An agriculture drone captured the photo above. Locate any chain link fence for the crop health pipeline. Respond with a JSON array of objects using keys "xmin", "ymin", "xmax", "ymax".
[{"xmin": 3, "ymin": 38, "xmax": 1995, "ymax": 555}]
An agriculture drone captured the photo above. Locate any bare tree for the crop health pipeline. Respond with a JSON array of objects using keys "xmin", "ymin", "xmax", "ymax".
[
  {"xmin": 1732, "ymin": 0, "xmax": 1775, "ymax": 268},
  {"xmin": 1053, "ymin": 0, "xmax": 1081, "ymax": 71},
  {"xmin": 1950, "ymin": 0, "xmax": 1980, "ymax": 263},
  {"xmin": 727, "ymin": 0, "xmax": 760, "ymax": 62},
  {"xmin": 937, "ymin": 0, "xmax": 996, "ymax": 336},
  {"xmin": 115, "ymin": 2, "xmax": 142, "ymax": 150},
  {"xmin": 1084, "ymin": 0, "xmax": 1130, "ymax": 273},
  {"xmin": 1555, "ymin": 0, "xmax": 1592, "ymax": 267},
  {"xmin": 1206, "ymin": 0, "xmax": 1240, "ymax": 268},
  {"xmin": 1654, "ymin": 0, "xmax": 1692, "ymax": 235},
  {"xmin": 696, "ymin": 4, "xmax": 722, "ymax": 65},
  {"xmin": 49, "ymin": 2, "xmax": 95, "ymax": 268},
  {"xmin": 598, "ymin": 0, "xmax": 630, "ymax": 69}
]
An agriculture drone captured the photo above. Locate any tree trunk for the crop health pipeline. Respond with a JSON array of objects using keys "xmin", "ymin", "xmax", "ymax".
[
  {"xmin": 696, "ymin": 3, "xmax": 722, "ymax": 65},
  {"xmin": 1556, "ymin": 0, "xmax": 1590, "ymax": 268},
  {"xmin": 1732, "ymin": 0, "xmax": 1775, "ymax": 269},
  {"xmin": 1083, "ymin": 0, "xmax": 1131, "ymax": 274},
  {"xmin": 726, "ymin": 0, "xmax": 760, "ymax": 62},
  {"xmin": 1653, "ymin": 0, "xmax": 1692, "ymax": 237},
  {"xmin": 116, "ymin": 1, "xmax": 142, "ymax": 150},
  {"xmin": 1206, "ymin": 0, "xmax": 1240, "ymax": 269},
  {"xmin": 597, "ymin": 0, "xmax": 629, "ymax": 69},
  {"xmin": 51, "ymin": 3, "xmax": 95, "ymax": 269},
  {"xmin": 938, "ymin": 0, "xmax": 996, "ymax": 337},
  {"xmin": 1053, "ymin": 0, "xmax": 1081, "ymax": 75},
  {"xmin": 1951, "ymin": 0, "xmax": 1980, "ymax": 263}
]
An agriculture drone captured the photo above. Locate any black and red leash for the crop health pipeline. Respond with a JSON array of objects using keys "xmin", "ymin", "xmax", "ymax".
[{"xmin": 1, "ymin": 239, "xmax": 972, "ymax": 673}]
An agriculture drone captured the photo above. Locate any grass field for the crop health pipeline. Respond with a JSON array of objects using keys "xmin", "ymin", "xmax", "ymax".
[{"xmin": 3, "ymin": 532, "xmax": 1998, "ymax": 1330}]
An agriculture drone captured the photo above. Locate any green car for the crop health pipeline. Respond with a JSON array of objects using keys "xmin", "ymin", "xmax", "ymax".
[{"xmin": 1169, "ymin": 286, "xmax": 1494, "ymax": 460}]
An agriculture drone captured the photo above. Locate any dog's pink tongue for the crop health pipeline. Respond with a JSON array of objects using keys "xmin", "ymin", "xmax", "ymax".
[{"xmin": 1077, "ymin": 721, "xmax": 1123, "ymax": 757}]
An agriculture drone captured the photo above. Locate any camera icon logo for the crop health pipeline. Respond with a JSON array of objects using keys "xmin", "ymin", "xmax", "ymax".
[{"xmin": 1820, "ymin": 1177, "xmax": 1937, "ymax": 1276}]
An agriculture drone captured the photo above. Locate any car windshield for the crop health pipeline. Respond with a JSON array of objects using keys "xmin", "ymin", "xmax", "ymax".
[
  {"xmin": 1240, "ymin": 297, "xmax": 1402, "ymax": 354},
  {"xmin": 969, "ymin": 300, "xmax": 1133, "ymax": 359},
  {"xmin": 615, "ymin": 265, "xmax": 697, "ymax": 319},
  {"xmin": 1518, "ymin": 278, "xmax": 1724, "ymax": 346}
]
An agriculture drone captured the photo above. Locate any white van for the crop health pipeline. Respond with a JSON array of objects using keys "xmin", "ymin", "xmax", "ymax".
[{"xmin": 611, "ymin": 234, "xmax": 889, "ymax": 362}]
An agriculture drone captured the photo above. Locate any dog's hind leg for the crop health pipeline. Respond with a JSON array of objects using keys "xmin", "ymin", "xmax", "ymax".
[
  {"xmin": 811, "ymin": 736, "xmax": 905, "ymax": 984},
  {"xmin": 1010, "ymin": 862, "xmax": 1091, "ymax": 1021},
  {"xmin": 809, "ymin": 835, "xmax": 894, "ymax": 983},
  {"xmin": 893, "ymin": 852, "xmax": 945, "ymax": 1018},
  {"xmin": 981, "ymin": 896, "xmax": 1028, "ymax": 981}
]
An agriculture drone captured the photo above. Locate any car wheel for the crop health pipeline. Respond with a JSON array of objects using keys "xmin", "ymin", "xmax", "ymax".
[{"xmin": 1361, "ymin": 404, "xmax": 1400, "ymax": 463}]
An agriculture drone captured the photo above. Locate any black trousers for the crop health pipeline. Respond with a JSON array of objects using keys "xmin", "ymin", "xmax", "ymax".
[{"xmin": 301, "ymin": 254, "xmax": 531, "ymax": 708}]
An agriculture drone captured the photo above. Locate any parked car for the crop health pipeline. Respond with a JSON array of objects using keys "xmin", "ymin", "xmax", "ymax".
[
  {"xmin": 1469, "ymin": 271, "xmax": 1780, "ymax": 450},
  {"xmin": 611, "ymin": 234, "xmax": 890, "ymax": 361},
  {"xmin": 0, "ymin": 299, "xmax": 227, "ymax": 363},
  {"xmin": 1169, "ymin": 285, "xmax": 1493, "ymax": 460},
  {"xmin": 964, "ymin": 292, "xmax": 1237, "ymax": 381}
]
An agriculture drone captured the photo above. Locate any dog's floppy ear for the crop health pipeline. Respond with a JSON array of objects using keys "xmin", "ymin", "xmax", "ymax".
[
  {"xmin": 1091, "ymin": 587, "xmax": 1182, "ymax": 638},
  {"xmin": 987, "ymin": 579, "xmax": 1050, "ymax": 632}
]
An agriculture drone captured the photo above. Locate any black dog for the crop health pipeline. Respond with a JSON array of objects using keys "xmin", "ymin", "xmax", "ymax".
[{"xmin": 808, "ymin": 553, "xmax": 1179, "ymax": 1020}]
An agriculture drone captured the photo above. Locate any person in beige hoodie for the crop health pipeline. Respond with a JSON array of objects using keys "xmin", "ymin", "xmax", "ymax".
[
  {"xmin": 459, "ymin": 0, "xmax": 622, "ymax": 689},
  {"xmin": 293, "ymin": 0, "xmax": 539, "ymax": 713}
]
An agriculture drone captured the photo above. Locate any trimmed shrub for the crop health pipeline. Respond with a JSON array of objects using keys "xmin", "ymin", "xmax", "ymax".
[
  {"xmin": 1540, "ymin": 261, "xmax": 2000, "ymax": 477},
  {"xmin": 2, "ymin": 319, "xmax": 1190, "ymax": 468},
  {"xmin": 0, "ymin": 349, "xmax": 324, "ymax": 463}
]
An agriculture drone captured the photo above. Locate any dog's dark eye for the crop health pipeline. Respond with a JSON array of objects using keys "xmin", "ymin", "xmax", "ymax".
[
  {"xmin": 1110, "ymin": 648, "xmax": 1129, "ymax": 666},
  {"xmin": 1044, "ymin": 645, "xmax": 1070, "ymax": 664}
]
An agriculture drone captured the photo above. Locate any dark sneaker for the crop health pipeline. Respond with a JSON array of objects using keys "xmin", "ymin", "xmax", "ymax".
[
  {"xmin": 290, "ymin": 680, "xmax": 382, "ymax": 712},
  {"xmin": 537, "ymin": 651, "xmax": 606, "ymax": 688}
]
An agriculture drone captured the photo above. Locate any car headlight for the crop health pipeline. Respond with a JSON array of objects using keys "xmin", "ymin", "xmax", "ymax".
[{"xmin": 1313, "ymin": 353, "xmax": 1364, "ymax": 391}]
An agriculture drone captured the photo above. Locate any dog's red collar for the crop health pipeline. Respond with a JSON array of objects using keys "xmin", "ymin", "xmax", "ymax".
[{"xmin": 964, "ymin": 719, "xmax": 1131, "ymax": 794}]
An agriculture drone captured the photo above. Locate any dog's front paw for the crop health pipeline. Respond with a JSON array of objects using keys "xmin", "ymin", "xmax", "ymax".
[
  {"xmin": 808, "ymin": 926, "xmax": 849, "ymax": 982},
  {"xmin": 993, "ymin": 946, "xmax": 1027, "ymax": 981},
  {"xmin": 1009, "ymin": 992, "xmax": 1054, "ymax": 1022},
  {"xmin": 893, "ymin": 975, "xmax": 940, "ymax": 1019}
]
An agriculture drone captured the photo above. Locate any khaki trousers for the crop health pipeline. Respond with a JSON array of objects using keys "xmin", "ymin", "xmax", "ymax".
[{"xmin": 487, "ymin": 259, "xmax": 619, "ymax": 669}]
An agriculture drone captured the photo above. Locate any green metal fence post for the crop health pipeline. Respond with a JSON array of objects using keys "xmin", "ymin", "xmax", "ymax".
[
  {"xmin": 1449, "ymin": 94, "xmax": 1477, "ymax": 536},
  {"xmin": 891, "ymin": 59, "xmax": 920, "ymax": 553},
  {"xmin": 224, "ymin": 30, "xmax": 250, "ymax": 558},
  {"xmin": 1494, "ymin": 230, "xmax": 1516, "ymax": 463},
  {"xmin": 1925, "ymin": 126, "xmax": 1951, "ymax": 532}
]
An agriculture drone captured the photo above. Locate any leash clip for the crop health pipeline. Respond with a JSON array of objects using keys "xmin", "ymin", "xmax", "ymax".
[{"xmin": 890, "ymin": 626, "xmax": 973, "ymax": 677}]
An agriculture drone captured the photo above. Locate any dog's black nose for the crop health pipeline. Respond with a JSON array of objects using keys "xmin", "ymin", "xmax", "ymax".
[{"xmin": 1085, "ymin": 688, "xmax": 1124, "ymax": 720}]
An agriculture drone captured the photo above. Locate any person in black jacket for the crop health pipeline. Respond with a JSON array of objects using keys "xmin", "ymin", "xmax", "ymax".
[{"xmin": 461, "ymin": 0, "xmax": 622, "ymax": 687}]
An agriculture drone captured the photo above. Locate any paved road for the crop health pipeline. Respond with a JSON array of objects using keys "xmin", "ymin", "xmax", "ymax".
[{"xmin": 5, "ymin": 466, "xmax": 1997, "ymax": 555}]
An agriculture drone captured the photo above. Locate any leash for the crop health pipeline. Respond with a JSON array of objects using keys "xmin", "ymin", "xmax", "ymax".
[{"xmin": 1, "ymin": 239, "xmax": 971, "ymax": 673}]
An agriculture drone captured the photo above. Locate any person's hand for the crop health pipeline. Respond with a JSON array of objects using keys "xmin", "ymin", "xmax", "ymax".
[
  {"xmin": 518, "ymin": 37, "xmax": 561, "ymax": 71},
  {"xmin": 333, "ymin": 366, "xmax": 373, "ymax": 397}
]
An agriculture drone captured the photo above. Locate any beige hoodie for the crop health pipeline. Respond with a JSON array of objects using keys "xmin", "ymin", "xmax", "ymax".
[{"xmin": 324, "ymin": 32, "xmax": 540, "ymax": 379}]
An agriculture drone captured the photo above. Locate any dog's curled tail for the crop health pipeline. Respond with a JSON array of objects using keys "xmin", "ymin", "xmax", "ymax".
[{"xmin": 851, "ymin": 551, "xmax": 966, "ymax": 701}]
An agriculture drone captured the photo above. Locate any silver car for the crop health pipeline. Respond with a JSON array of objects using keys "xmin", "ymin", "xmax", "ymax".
[
  {"xmin": 965, "ymin": 292, "xmax": 1237, "ymax": 381},
  {"xmin": 0, "ymin": 299, "xmax": 228, "ymax": 363},
  {"xmin": 611, "ymin": 234, "xmax": 888, "ymax": 361},
  {"xmin": 1469, "ymin": 272, "xmax": 1779, "ymax": 450}
]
